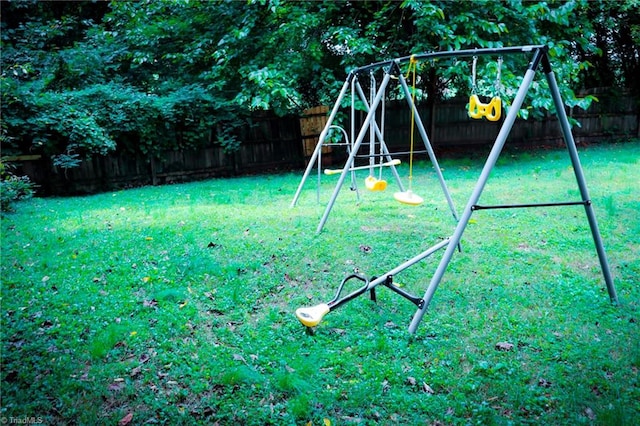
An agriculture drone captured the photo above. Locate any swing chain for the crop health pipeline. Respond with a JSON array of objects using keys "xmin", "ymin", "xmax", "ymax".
[
  {"xmin": 494, "ymin": 56, "xmax": 503, "ymax": 97},
  {"xmin": 369, "ymin": 70, "xmax": 385, "ymax": 180},
  {"xmin": 471, "ymin": 56, "xmax": 478, "ymax": 94}
]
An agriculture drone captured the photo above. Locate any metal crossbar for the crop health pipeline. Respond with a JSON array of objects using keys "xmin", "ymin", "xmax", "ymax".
[{"xmin": 471, "ymin": 201, "xmax": 589, "ymax": 210}]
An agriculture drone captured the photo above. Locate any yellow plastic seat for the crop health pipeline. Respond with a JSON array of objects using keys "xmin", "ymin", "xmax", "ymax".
[
  {"xmin": 469, "ymin": 94, "xmax": 501, "ymax": 121},
  {"xmin": 394, "ymin": 190, "xmax": 424, "ymax": 206},
  {"xmin": 295, "ymin": 303, "xmax": 330, "ymax": 328},
  {"xmin": 365, "ymin": 176, "xmax": 388, "ymax": 191}
]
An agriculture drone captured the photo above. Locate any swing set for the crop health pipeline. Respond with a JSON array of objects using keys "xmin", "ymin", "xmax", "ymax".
[
  {"xmin": 291, "ymin": 51, "xmax": 460, "ymax": 233},
  {"xmin": 291, "ymin": 45, "xmax": 618, "ymax": 335}
]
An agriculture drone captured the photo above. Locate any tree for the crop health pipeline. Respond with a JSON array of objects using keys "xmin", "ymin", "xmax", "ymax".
[
  {"xmin": 575, "ymin": 0, "xmax": 640, "ymax": 98},
  {"xmin": 1, "ymin": 0, "xmax": 635, "ymax": 171}
]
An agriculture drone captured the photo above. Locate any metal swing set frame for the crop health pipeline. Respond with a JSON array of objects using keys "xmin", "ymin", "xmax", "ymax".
[{"xmin": 292, "ymin": 45, "xmax": 619, "ymax": 335}]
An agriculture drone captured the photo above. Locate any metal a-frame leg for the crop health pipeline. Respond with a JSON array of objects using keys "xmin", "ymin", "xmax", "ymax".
[
  {"xmin": 408, "ymin": 52, "xmax": 543, "ymax": 334},
  {"xmin": 408, "ymin": 49, "xmax": 618, "ymax": 334},
  {"xmin": 291, "ymin": 76, "xmax": 352, "ymax": 208},
  {"xmin": 316, "ymin": 72, "xmax": 393, "ymax": 233},
  {"xmin": 542, "ymin": 57, "xmax": 618, "ymax": 304},
  {"xmin": 396, "ymin": 71, "xmax": 460, "ymax": 222}
]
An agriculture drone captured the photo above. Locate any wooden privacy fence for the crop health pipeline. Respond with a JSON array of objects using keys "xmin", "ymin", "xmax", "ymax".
[
  {"xmin": 345, "ymin": 88, "xmax": 639, "ymax": 159},
  {"xmin": 11, "ymin": 88, "xmax": 639, "ymax": 195},
  {"xmin": 21, "ymin": 112, "xmax": 304, "ymax": 195}
]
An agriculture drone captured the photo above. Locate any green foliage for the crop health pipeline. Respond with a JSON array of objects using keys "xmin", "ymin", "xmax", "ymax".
[
  {"xmin": 1, "ymin": 0, "xmax": 637, "ymax": 168},
  {"xmin": 0, "ymin": 150, "xmax": 36, "ymax": 212},
  {"xmin": 0, "ymin": 171, "xmax": 35, "ymax": 212}
]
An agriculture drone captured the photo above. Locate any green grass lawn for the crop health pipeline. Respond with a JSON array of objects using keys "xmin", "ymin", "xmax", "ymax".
[{"xmin": 1, "ymin": 141, "xmax": 638, "ymax": 425}]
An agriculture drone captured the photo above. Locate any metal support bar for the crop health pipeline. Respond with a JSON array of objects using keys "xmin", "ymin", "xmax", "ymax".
[
  {"xmin": 382, "ymin": 276, "xmax": 424, "ymax": 308},
  {"xmin": 291, "ymin": 75, "xmax": 352, "ymax": 207},
  {"xmin": 316, "ymin": 73, "xmax": 393, "ymax": 233},
  {"xmin": 354, "ymin": 45, "xmax": 545, "ymax": 75},
  {"xmin": 472, "ymin": 201, "xmax": 588, "ymax": 210},
  {"xmin": 356, "ymin": 150, "xmax": 429, "ymax": 158},
  {"xmin": 542, "ymin": 57, "xmax": 619, "ymax": 304}
]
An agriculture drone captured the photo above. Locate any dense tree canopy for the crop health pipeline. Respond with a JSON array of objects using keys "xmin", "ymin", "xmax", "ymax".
[{"xmin": 1, "ymin": 0, "xmax": 638, "ymax": 168}]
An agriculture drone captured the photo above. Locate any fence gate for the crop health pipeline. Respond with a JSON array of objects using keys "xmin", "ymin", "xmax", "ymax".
[{"xmin": 300, "ymin": 106, "xmax": 332, "ymax": 166}]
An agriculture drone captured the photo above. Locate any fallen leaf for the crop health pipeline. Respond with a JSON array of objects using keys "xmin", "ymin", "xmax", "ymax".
[
  {"xmin": 406, "ymin": 376, "xmax": 417, "ymax": 386},
  {"xmin": 359, "ymin": 244, "xmax": 372, "ymax": 253},
  {"xmin": 108, "ymin": 382, "xmax": 124, "ymax": 392},
  {"xmin": 143, "ymin": 299, "xmax": 158, "ymax": 308},
  {"xmin": 538, "ymin": 378, "xmax": 552, "ymax": 388},
  {"xmin": 495, "ymin": 341, "xmax": 514, "ymax": 351},
  {"xmin": 118, "ymin": 413, "xmax": 133, "ymax": 426},
  {"xmin": 423, "ymin": 382, "xmax": 435, "ymax": 394},
  {"xmin": 130, "ymin": 366, "xmax": 142, "ymax": 378},
  {"xmin": 233, "ymin": 354, "xmax": 246, "ymax": 363},
  {"xmin": 584, "ymin": 407, "xmax": 596, "ymax": 420}
]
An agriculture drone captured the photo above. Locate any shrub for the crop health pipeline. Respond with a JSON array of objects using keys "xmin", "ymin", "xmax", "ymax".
[{"xmin": 0, "ymin": 161, "xmax": 36, "ymax": 212}]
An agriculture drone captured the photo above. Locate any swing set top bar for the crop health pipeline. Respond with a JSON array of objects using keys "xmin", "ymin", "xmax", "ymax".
[{"xmin": 352, "ymin": 45, "xmax": 547, "ymax": 75}]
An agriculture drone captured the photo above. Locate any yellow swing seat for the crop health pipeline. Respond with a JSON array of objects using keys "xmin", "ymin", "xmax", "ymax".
[
  {"xmin": 295, "ymin": 303, "xmax": 330, "ymax": 328},
  {"xmin": 365, "ymin": 176, "xmax": 387, "ymax": 191},
  {"xmin": 394, "ymin": 190, "xmax": 424, "ymax": 206},
  {"xmin": 468, "ymin": 94, "xmax": 502, "ymax": 121}
]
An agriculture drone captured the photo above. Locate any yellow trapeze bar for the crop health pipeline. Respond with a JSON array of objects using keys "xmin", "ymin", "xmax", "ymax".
[{"xmin": 324, "ymin": 159, "xmax": 400, "ymax": 175}]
